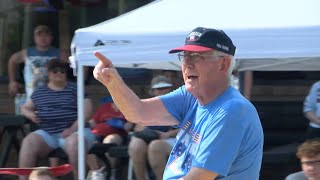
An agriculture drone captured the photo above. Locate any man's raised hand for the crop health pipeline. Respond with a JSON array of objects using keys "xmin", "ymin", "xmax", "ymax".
[{"xmin": 93, "ymin": 52, "xmax": 119, "ymax": 86}]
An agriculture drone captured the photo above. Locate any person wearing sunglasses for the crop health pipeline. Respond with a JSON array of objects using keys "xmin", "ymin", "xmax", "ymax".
[
  {"xmin": 7, "ymin": 25, "xmax": 69, "ymax": 99},
  {"xmin": 285, "ymin": 139, "xmax": 320, "ymax": 180},
  {"xmin": 20, "ymin": 60, "xmax": 96, "ymax": 180},
  {"xmin": 93, "ymin": 27, "xmax": 263, "ymax": 180}
]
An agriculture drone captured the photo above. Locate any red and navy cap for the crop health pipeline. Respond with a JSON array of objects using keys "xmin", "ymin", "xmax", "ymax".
[{"xmin": 169, "ymin": 27, "xmax": 236, "ymax": 56}]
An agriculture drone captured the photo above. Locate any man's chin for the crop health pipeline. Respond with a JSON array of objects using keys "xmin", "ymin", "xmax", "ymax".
[
  {"xmin": 185, "ymin": 84, "xmax": 198, "ymax": 94},
  {"xmin": 185, "ymin": 84, "xmax": 193, "ymax": 92}
]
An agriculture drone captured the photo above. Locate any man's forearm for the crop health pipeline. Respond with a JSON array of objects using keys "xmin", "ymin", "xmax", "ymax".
[
  {"xmin": 93, "ymin": 52, "xmax": 172, "ymax": 126},
  {"xmin": 105, "ymin": 76, "xmax": 144, "ymax": 123}
]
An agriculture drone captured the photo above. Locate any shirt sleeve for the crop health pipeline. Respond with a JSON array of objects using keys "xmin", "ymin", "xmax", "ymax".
[
  {"xmin": 160, "ymin": 86, "xmax": 196, "ymax": 124},
  {"xmin": 304, "ymin": 81, "xmax": 320, "ymax": 113}
]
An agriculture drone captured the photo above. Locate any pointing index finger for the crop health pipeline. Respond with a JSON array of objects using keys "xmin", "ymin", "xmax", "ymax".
[{"xmin": 94, "ymin": 51, "xmax": 109, "ymax": 66}]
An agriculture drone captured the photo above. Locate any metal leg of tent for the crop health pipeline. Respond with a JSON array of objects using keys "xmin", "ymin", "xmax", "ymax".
[{"xmin": 127, "ymin": 158, "xmax": 134, "ymax": 180}]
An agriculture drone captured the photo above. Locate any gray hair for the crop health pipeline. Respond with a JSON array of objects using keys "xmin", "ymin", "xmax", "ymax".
[{"xmin": 212, "ymin": 51, "xmax": 236, "ymax": 76}]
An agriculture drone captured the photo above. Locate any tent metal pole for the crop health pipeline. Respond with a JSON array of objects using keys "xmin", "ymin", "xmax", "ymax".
[{"xmin": 77, "ymin": 64, "xmax": 85, "ymax": 180}]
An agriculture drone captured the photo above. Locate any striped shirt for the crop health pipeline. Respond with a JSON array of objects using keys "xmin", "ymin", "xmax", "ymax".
[{"xmin": 31, "ymin": 82, "xmax": 78, "ymax": 134}]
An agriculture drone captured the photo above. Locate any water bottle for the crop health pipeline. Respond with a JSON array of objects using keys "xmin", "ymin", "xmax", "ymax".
[
  {"xmin": 20, "ymin": 94, "xmax": 26, "ymax": 106},
  {"xmin": 14, "ymin": 93, "xmax": 21, "ymax": 115}
]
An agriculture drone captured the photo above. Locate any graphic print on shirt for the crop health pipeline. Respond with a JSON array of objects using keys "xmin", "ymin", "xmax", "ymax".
[
  {"xmin": 168, "ymin": 119, "xmax": 202, "ymax": 175},
  {"xmin": 25, "ymin": 56, "xmax": 56, "ymax": 97}
]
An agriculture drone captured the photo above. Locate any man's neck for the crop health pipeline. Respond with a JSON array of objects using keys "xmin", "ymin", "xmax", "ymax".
[{"xmin": 196, "ymin": 81, "xmax": 230, "ymax": 106}]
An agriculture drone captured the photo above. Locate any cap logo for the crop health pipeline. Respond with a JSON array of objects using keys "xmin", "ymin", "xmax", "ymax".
[
  {"xmin": 216, "ymin": 43, "xmax": 229, "ymax": 51},
  {"xmin": 187, "ymin": 31, "xmax": 202, "ymax": 42}
]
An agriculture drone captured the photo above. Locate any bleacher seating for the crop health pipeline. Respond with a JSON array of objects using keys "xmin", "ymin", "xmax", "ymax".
[{"xmin": 253, "ymin": 101, "xmax": 308, "ymax": 149}]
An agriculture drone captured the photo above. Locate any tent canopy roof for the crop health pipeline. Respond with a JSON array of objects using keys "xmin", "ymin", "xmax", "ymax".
[
  {"xmin": 71, "ymin": 0, "xmax": 320, "ymax": 71},
  {"xmin": 77, "ymin": 0, "xmax": 319, "ymax": 33}
]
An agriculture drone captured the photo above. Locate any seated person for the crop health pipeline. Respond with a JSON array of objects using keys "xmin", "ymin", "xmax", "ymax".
[
  {"xmin": 20, "ymin": 60, "xmax": 95, "ymax": 180},
  {"xmin": 285, "ymin": 139, "xmax": 320, "ymax": 180},
  {"xmin": 303, "ymin": 80, "xmax": 320, "ymax": 139},
  {"xmin": 87, "ymin": 96, "xmax": 133, "ymax": 180},
  {"xmin": 89, "ymin": 96, "xmax": 132, "ymax": 142},
  {"xmin": 128, "ymin": 75, "xmax": 179, "ymax": 180}
]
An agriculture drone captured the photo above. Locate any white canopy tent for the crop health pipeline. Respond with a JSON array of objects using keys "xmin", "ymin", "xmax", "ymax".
[{"xmin": 70, "ymin": 0, "xmax": 320, "ymax": 178}]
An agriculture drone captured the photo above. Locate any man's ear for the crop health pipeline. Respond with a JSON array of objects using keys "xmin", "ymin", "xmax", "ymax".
[{"xmin": 219, "ymin": 57, "xmax": 231, "ymax": 73}]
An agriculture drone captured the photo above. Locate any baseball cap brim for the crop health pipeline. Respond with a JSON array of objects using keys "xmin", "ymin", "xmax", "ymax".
[{"xmin": 169, "ymin": 45, "xmax": 213, "ymax": 54}]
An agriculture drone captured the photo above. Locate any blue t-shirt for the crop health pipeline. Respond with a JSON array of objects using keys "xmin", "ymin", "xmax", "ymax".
[{"xmin": 160, "ymin": 86, "xmax": 263, "ymax": 180}]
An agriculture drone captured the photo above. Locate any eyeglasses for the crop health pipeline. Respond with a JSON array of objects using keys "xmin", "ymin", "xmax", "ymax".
[
  {"xmin": 51, "ymin": 68, "xmax": 66, "ymax": 74},
  {"xmin": 177, "ymin": 52, "xmax": 224, "ymax": 64},
  {"xmin": 301, "ymin": 160, "xmax": 320, "ymax": 166}
]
